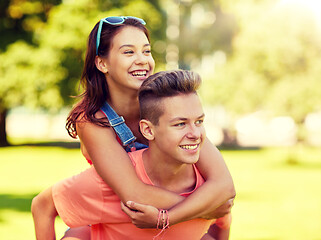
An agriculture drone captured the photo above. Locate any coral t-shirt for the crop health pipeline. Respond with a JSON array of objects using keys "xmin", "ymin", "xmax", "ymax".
[{"xmin": 53, "ymin": 149, "xmax": 229, "ymax": 240}]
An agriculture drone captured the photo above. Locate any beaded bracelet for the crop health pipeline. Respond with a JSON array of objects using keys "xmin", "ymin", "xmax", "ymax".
[{"xmin": 154, "ymin": 209, "xmax": 170, "ymax": 239}]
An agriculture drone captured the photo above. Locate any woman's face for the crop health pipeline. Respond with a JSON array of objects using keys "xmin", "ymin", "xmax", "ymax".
[{"xmin": 104, "ymin": 26, "xmax": 155, "ymax": 94}]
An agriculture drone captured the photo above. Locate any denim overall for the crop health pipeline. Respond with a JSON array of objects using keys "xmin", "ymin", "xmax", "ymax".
[{"xmin": 100, "ymin": 102, "xmax": 148, "ymax": 152}]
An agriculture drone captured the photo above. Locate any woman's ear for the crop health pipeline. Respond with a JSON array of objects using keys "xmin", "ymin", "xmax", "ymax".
[
  {"xmin": 139, "ymin": 119, "xmax": 155, "ymax": 141},
  {"xmin": 95, "ymin": 56, "xmax": 108, "ymax": 73}
]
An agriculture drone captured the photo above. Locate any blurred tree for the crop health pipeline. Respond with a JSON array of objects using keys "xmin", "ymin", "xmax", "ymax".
[
  {"xmin": 0, "ymin": 0, "xmax": 62, "ymax": 146},
  {"xmin": 202, "ymin": 1, "xmax": 321, "ymax": 141},
  {"xmin": 0, "ymin": 0, "xmax": 164, "ymax": 146},
  {"xmin": 0, "ymin": 0, "xmax": 62, "ymax": 50},
  {"xmin": 174, "ymin": 0, "xmax": 237, "ymax": 69}
]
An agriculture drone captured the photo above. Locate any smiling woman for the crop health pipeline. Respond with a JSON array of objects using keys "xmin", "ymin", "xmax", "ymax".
[{"xmin": 99, "ymin": 26, "xmax": 154, "ymax": 92}]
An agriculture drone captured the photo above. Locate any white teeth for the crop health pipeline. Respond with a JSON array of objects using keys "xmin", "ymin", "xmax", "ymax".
[
  {"xmin": 180, "ymin": 145, "xmax": 198, "ymax": 150},
  {"xmin": 132, "ymin": 70, "xmax": 147, "ymax": 76}
]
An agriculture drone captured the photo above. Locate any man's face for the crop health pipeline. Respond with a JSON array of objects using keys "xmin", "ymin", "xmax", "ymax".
[{"xmin": 151, "ymin": 93, "xmax": 206, "ymax": 166}]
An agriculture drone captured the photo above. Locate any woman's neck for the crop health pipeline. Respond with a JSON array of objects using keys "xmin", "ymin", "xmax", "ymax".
[{"xmin": 108, "ymin": 90, "xmax": 140, "ymax": 120}]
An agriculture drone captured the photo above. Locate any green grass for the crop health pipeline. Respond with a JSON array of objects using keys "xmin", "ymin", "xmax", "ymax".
[
  {"xmin": 0, "ymin": 143, "xmax": 88, "ymax": 240},
  {"xmin": 224, "ymin": 146, "xmax": 321, "ymax": 240},
  {"xmin": 1, "ymin": 144, "xmax": 321, "ymax": 239}
]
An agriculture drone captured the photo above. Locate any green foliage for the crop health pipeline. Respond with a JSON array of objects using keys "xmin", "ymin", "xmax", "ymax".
[
  {"xmin": 0, "ymin": 0, "xmax": 62, "ymax": 49},
  {"xmin": 176, "ymin": 1, "xmax": 237, "ymax": 69},
  {"xmin": 202, "ymin": 1, "xmax": 321, "ymax": 125},
  {"xmin": 0, "ymin": 0, "xmax": 165, "ymax": 112},
  {"xmin": 0, "ymin": 41, "xmax": 66, "ymax": 111}
]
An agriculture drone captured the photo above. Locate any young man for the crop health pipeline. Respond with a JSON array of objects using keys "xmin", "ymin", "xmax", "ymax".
[{"xmin": 33, "ymin": 70, "xmax": 232, "ymax": 239}]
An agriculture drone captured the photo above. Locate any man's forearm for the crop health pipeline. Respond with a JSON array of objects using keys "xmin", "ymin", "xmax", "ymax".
[
  {"xmin": 208, "ymin": 224, "xmax": 230, "ymax": 240},
  {"xmin": 31, "ymin": 187, "xmax": 58, "ymax": 240}
]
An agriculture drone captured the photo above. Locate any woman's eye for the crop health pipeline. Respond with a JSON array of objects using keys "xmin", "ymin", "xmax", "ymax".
[
  {"xmin": 124, "ymin": 50, "xmax": 134, "ymax": 54},
  {"xmin": 144, "ymin": 50, "xmax": 151, "ymax": 54}
]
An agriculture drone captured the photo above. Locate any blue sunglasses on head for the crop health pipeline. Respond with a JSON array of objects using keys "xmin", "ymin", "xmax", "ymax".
[{"xmin": 96, "ymin": 16, "xmax": 146, "ymax": 55}]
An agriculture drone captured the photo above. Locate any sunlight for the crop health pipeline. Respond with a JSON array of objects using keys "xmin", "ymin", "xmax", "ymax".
[{"xmin": 278, "ymin": 0, "xmax": 321, "ymax": 21}]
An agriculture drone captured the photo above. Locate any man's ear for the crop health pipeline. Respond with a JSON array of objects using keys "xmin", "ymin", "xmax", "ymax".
[
  {"xmin": 95, "ymin": 56, "xmax": 108, "ymax": 73},
  {"xmin": 139, "ymin": 119, "xmax": 155, "ymax": 141}
]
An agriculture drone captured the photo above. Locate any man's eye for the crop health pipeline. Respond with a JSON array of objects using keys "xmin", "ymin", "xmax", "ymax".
[
  {"xmin": 175, "ymin": 122, "xmax": 185, "ymax": 127},
  {"xmin": 196, "ymin": 119, "xmax": 204, "ymax": 125}
]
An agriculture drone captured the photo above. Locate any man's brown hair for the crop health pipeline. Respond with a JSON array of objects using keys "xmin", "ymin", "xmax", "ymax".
[{"xmin": 138, "ymin": 70, "xmax": 202, "ymax": 125}]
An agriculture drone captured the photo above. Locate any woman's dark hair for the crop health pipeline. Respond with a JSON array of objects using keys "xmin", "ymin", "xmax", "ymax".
[{"xmin": 66, "ymin": 18, "xmax": 149, "ymax": 138}]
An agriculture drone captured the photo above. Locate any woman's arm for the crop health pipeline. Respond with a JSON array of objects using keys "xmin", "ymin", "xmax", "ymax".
[
  {"xmin": 79, "ymin": 119, "xmax": 234, "ymax": 225},
  {"xmin": 77, "ymin": 120, "xmax": 184, "ymax": 208},
  {"xmin": 122, "ymin": 138, "xmax": 235, "ymax": 227},
  {"xmin": 168, "ymin": 138, "xmax": 236, "ymax": 224}
]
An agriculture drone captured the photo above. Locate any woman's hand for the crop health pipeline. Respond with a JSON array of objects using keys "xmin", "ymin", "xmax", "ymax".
[{"xmin": 121, "ymin": 201, "xmax": 159, "ymax": 229}]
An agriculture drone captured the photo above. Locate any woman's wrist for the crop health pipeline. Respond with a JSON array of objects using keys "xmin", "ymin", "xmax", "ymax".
[{"xmin": 156, "ymin": 209, "xmax": 170, "ymax": 229}]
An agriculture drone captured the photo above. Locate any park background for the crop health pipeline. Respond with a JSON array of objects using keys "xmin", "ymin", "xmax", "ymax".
[{"xmin": 1, "ymin": 0, "xmax": 321, "ymax": 239}]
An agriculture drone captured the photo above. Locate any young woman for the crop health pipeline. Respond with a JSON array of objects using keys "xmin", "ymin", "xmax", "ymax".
[{"xmin": 32, "ymin": 16, "xmax": 235, "ymax": 239}]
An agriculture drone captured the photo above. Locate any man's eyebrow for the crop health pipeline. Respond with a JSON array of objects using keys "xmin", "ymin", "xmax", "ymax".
[
  {"xmin": 170, "ymin": 113, "xmax": 205, "ymax": 122},
  {"xmin": 119, "ymin": 43, "xmax": 151, "ymax": 50}
]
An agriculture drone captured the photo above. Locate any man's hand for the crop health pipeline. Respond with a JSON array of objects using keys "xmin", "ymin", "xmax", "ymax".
[
  {"xmin": 121, "ymin": 201, "xmax": 159, "ymax": 229},
  {"xmin": 200, "ymin": 233, "xmax": 216, "ymax": 240}
]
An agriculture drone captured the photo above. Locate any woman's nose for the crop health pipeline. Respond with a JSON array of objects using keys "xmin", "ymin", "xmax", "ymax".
[{"xmin": 135, "ymin": 53, "xmax": 148, "ymax": 65}]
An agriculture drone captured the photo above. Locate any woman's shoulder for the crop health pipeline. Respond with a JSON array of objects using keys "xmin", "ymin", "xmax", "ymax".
[
  {"xmin": 75, "ymin": 110, "xmax": 108, "ymax": 128},
  {"xmin": 76, "ymin": 112, "xmax": 114, "ymax": 142}
]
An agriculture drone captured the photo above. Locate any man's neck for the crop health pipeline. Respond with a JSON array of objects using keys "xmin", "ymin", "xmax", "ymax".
[{"xmin": 142, "ymin": 148, "xmax": 196, "ymax": 194}]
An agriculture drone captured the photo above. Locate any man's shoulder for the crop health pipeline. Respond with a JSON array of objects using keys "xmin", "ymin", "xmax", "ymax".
[
  {"xmin": 128, "ymin": 149, "xmax": 151, "ymax": 185},
  {"xmin": 128, "ymin": 149, "xmax": 146, "ymax": 166}
]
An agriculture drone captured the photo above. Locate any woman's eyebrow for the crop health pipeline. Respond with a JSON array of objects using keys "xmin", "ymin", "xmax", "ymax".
[{"xmin": 119, "ymin": 43, "xmax": 151, "ymax": 50}]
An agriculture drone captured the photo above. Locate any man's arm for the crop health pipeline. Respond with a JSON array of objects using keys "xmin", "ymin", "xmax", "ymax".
[
  {"xmin": 201, "ymin": 233, "xmax": 215, "ymax": 240},
  {"xmin": 31, "ymin": 187, "xmax": 58, "ymax": 240},
  {"xmin": 206, "ymin": 224, "xmax": 230, "ymax": 240}
]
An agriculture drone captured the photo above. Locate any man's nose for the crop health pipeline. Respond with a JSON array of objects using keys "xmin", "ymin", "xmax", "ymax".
[{"xmin": 186, "ymin": 124, "xmax": 201, "ymax": 139}]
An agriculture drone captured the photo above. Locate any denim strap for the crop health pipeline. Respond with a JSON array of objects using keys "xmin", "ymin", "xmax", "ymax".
[{"xmin": 100, "ymin": 102, "xmax": 136, "ymax": 146}]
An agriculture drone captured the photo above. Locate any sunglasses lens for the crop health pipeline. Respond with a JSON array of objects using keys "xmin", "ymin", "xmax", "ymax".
[
  {"xmin": 128, "ymin": 17, "xmax": 146, "ymax": 25},
  {"xmin": 105, "ymin": 16, "xmax": 124, "ymax": 24}
]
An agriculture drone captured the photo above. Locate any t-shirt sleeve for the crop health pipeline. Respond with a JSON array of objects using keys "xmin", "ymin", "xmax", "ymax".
[{"xmin": 52, "ymin": 167, "xmax": 117, "ymax": 227}]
